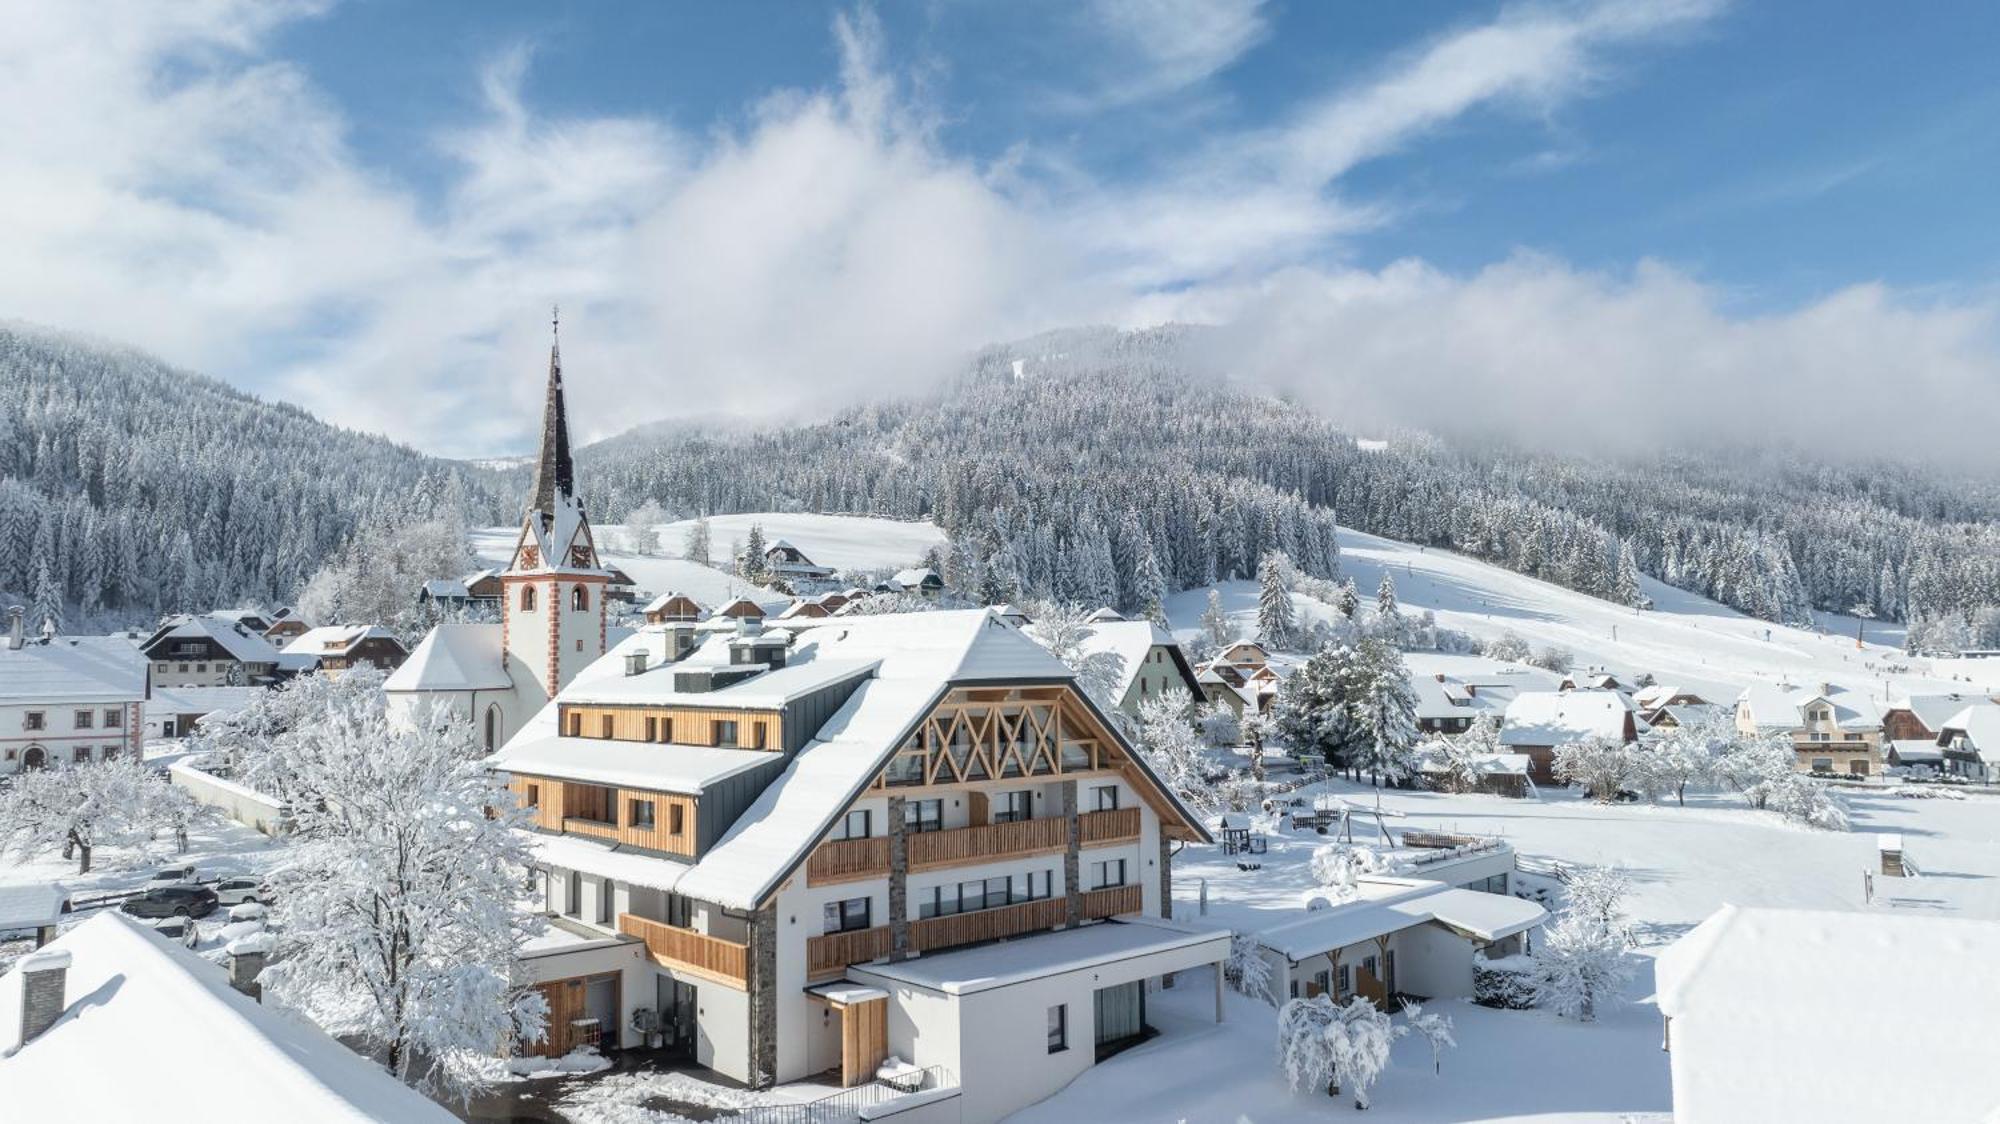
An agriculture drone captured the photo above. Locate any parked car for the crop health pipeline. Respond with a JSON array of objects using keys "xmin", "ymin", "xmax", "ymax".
[
  {"xmin": 214, "ymin": 877, "xmax": 270, "ymax": 906},
  {"xmin": 120, "ymin": 885, "xmax": 218, "ymax": 919},
  {"xmin": 149, "ymin": 916, "xmax": 200, "ymax": 950},
  {"xmin": 145, "ymin": 863, "xmax": 199, "ymax": 887}
]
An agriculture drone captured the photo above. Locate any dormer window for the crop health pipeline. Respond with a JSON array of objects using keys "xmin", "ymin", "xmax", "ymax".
[
  {"xmin": 520, "ymin": 586, "xmax": 537, "ymax": 611},
  {"xmin": 571, "ymin": 586, "xmax": 590, "ymax": 612}
]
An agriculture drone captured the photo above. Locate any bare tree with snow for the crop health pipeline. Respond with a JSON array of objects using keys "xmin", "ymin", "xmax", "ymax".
[
  {"xmin": 0, "ymin": 755, "xmax": 148, "ymax": 873},
  {"xmin": 1027, "ymin": 599, "xmax": 1129, "ymax": 714},
  {"xmin": 1136, "ymin": 687, "xmax": 1223, "ymax": 818},
  {"xmin": 1553, "ymin": 733, "xmax": 1648, "ymax": 802},
  {"xmin": 1532, "ymin": 865, "xmax": 1636, "ymax": 1021}
]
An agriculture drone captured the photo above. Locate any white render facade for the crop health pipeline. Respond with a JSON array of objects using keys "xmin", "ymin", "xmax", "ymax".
[{"xmin": 0, "ymin": 615, "xmax": 147, "ymax": 775}]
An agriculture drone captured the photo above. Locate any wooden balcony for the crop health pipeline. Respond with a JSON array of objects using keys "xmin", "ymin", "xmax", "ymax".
[
  {"xmin": 617, "ymin": 913, "xmax": 748, "ymax": 990},
  {"xmin": 1079, "ymin": 807, "xmax": 1140, "ymax": 846},
  {"xmin": 807, "ymin": 836, "xmax": 890, "ymax": 886},
  {"xmin": 805, "ymin": 808, "xmax": 1145, "ymax": 887},
  {"xmin": 909, "ymin": 896, "xmax": 1067, "ymax": 952},
  {"xmin": 807, "ymin": 925, "xmax": 893, "ymax": 978},
  {"xmin": 1081, "ymin": 883, "xmax": 1142, "ymax": 919},
  {"xmin": 806, "ymin": 883, "xmax": 1147, "ymax": 979}
]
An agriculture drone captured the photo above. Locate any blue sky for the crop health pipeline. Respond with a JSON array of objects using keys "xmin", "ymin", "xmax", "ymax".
[{"xmin": 4, "ymin": 1, "xmax": 1998, "ymax": 458}]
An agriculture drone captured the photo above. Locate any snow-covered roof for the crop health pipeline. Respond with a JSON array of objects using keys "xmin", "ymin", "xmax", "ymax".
[
  {"xmin": 383, "ymin": 623, "xmax": 514, "ymax": 693},
  {"xmin": 643, "ymin": 590, "xmax": 707, "ymax": 617},
  {"xmin": 420, "ymin": 578, "xmax": 468, "ymax": 599},
  {"xmin": 1650, "ymin": 702, "xmax": 1725, "ymax": 729},
  {"xmin": 1416, "ymin": 751, "xmax": 1528, "ymax": 777},
  {"xmin": 491, "ymin": 734, "xmax": 777, "ymax": 794},
  {"xmin": 1407, "ymin": 675, "xmax": 1502, "ymax": 721},
  {"xmin": 143, "ymin": 614, "xmax": 283, "ymax": 665},
  {"xmin": 1024, "ymin": 619, "xmax": 1193, "ymax": 703},
  {"xmin": 1498, "ymin": 690, "xmax": 1632, "ymax": 747},
  {"xmin": 1887, "ymin": 739, "xmax": 1945, "ymax": 763},
  {"xmin": 514, "ymin": 492, "xmax": 606, "ymax": 578},
  {"xmin": 1935, "ymin": 703, "xmax": 2000, "ymax": 753},
  {"xmin": 1735, "ymin": 682, "xmax": 1884, "ymax": 732},
  {"xmin": 149, "ymin": 685, "xmax": 266, "ymax": 717},
  {"xmin": 1895, "ymin": 692, "xmax": 1987, "ymax": 734},
  {"xmin": 0, "ymin": 882, "xmax": 69, "ymax": 929},
  {"xmin": 851, "ymin": 917, "xmax": 1230, "ymax": 996},
  {"xmin": 0, "ymin": 913, "xmax": 457, "ymax": 1121},
  {"xmin": 889, "ymin": 567, "xmax": 939, "ymax": 589},
  {"xmin": 281, "ymin": 625, "xmax": 403, "ymax": 659},
  {"xmin": 527, "ymin": 831, "xmax": 690, "ymax": 892},
  {"xmin": 1257, "ymin": 877, "xmax": 1547, "ymax": 960},
  {"xmin": 558, "ymin": 632, "xmax": 879, "ymax": 710},
  {"xmin": 0, "ymin": 635, "xmax": 146, "ymax": 703},
  {"xmin": 1655, "ymin": 905, "xmax": 2000, "ymax": 1123}
]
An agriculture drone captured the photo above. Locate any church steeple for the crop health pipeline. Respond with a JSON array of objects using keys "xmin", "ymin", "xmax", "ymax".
[{"xmin": 529, "ymin": 304, "xmax": 575, "ymax": 517}]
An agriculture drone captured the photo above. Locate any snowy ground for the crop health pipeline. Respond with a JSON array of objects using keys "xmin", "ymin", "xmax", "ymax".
[
  {"xmin": 1168, "ymin": 525, "xmax": 1982, "ymax": 704},
  {"xmin": 470, "ymin": 512, "xmax": 945, "ymax": 609},
  {"xmin": 1017, "ymin": 780, "xmax": 2000, "ymax": 1123}
]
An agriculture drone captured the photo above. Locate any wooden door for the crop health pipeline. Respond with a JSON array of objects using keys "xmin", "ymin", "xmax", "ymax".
[{"xmin": 839, "ymin": 997, "xmax": 888, "ymax": 1087}]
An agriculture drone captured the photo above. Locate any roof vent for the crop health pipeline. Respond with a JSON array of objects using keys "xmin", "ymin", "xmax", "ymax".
[{"xmin": 625, "ymin": 650, "xmax": 650, "ymax": 677}]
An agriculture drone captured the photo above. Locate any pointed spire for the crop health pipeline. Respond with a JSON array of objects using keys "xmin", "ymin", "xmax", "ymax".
[{"xmin": 529, "ymin": 305, "xmax": 575, "ymax": 517}]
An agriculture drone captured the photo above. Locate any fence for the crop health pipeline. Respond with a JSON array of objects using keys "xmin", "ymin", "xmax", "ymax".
[
  {"xmin": 168, "ymin": 757, "xmax": 291, "ymax": 836},
  {"xmin": 736, "ymin": 1066, "xmax": 955, "ymax": 1124}
]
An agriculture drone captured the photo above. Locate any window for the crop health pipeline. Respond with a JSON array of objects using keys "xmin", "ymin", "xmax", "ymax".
[
  {"xmin": 1091, "ymin": 859, "xmax": 1127, "ymax": 889},
  {"xmin": 177, "ymin": 663, "xmax": 189, "ymax": 673},
  {"xmin": 101, "ymin": 747, "xmax": 119, "ymax": 761},
  {"xmin": 1811, "ymin": 757, "xmax": 1834, "ymax": 771},
  {"xmin": 566, "ymin": 711, "xmax": 583, "ymax": 737},
  {"xmin": 836, "ymin": 809, "xmax": 872, "ymax": 841},
  {"xmin": 660, "ymin": 716, "xmax": 673, "ymax": 742},
  {"xmin": 669, "ymin": 805, "xmax": 685, "ymax": 835},
  {"xmin": 645, "ymin": 716, "xmax": 658, "ymax": 741},
  {"xmin": 599, "ymin": 878, "xmax": 614, "ymax": 925},
  {"xmin": 194, "ymin": 664, "xmax": 207, "ymax": 674},
  {"xmin": 571, "ymin": 585, "xmax": 590, "ymax": 611},
  {"xmin": 1047, "ymin": 1004, "xmax": 1068, "ymax": 1053},
  {"xmin": 1092, "ymin": 785, "xmax": 1120, "ymax": 812},
  {"xmin": 520, "ymin": 586, "xmax": 537, "ymax": 611},
  {"xmin": 629, "ymin": 799, "xmax": 656, "ymax": 830},
  {"xmin": 994, "ymin": 790, "xmax": 1032, "ymax": 824},
  {"xmin": 74, "ymin": 710, "xmax": 94, "ymax": 729},
  {"xmin": 903, "ymin": 799, "xmax": 943, "ymax": 833},
  {"xmin": 823, "ymin": 897, "xmax": 872, "ymax": 934},
  {"xmin": 525, "ymin": 784, "xmax": 541, "ymax": 809},
  {"xmin": 1337, "ymin": 964, "xmax": 1351, "ymax": 995},
  {"xmin": 714, "ymin": 720, "xmax": 738, "ymax": 747},
  {"xmin": 601, "ymin": 714, "xmax": 615, "ymax": 738},
  {"xmin": 73, "ymin": 747, "xmax": 91, "ymax": 763},
  {"xmin": 23, "ymin": 712, "xmax": 45, "ymax": 732},
  {"xmin": 752, "ymin": 722, "xmax": 767, "ymax": 749}
]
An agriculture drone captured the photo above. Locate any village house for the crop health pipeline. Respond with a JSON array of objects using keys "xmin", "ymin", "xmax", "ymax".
[
  {"xmin": 1734, "ymin": 681, "xmax": 1885, "ymax": 776},
  {"xmin": 385, "ymin": 324, "xmax": 623, "ymax": 753},
  {"xmin": 485, "ymin": 607, "xmax": 1224, "ymax": 1119},
  {"xmin": 260, "ymin": 606, "xmax": 311, "ymax": 645},
  {"xmin": 1656, "ymin": 906, "xmax": 2000, "ymax": 1123},
  {"xmin": 1025, "ymin": 613, "xmax": 1206, "ymax": 719},
  {"xmin": 1194, "ymin": 640, "xmax": 1280, "ymax": 720},
  {"xmin": 418, "ymin": 567, "xmax": 507, "ymax": 611},
  {"xmin": 145, "ymin": 685, "xmax": 266, "ymax": 740},
  {"xmin": 1408, "ymin": 672, "xmax": 1505, "ymax": 734},
  {"xmin": 761, "ymin": 539, "xmax": 838, "ymax": 588},
  {"xmin": 0, "ymin": 607, "xmax": 147, "ymax": 774},
  {"xmin": 138, "ymin": 612, "xmax": 285, "ymax": 688},
  {"xmin": 877, "ymin": 567, "xmax": 944, "ymax": 598},
  {"xmin": 1933, "ymin": 703, "xmax": 2000, "ymax": 781},
  {"xmin": 0, "ymin": 913, "xmax": 457, "ymax": 1121},
  {"xmin": 1497, "ymin": 690, "xmax": 1640, "ymax": 784},
  {"xmin": 279, "ymin": 625, "xmax": 411, "ymax": 677},
  {"xmin": 1643, "ymin": 701, "xmax": 1725, "ymax": 731}
]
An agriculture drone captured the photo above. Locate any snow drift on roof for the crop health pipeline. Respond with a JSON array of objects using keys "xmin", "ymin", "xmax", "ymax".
[{"xmin": 0, "ymin": 636, "xmax": 146, "ymax": 703}]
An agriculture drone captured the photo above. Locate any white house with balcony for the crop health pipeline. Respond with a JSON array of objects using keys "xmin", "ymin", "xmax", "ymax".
[
  {"xmin": 1735, "ymin": 681, "xmax": 1886, "ymax": 776},
  {"xmin": 485, "ymin": 608, "xmax": 1225, "ymax": 1120}
]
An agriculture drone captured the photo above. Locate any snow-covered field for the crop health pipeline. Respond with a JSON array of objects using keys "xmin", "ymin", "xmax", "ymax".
[
  {"xmin": 1169, "ymin": 525, "xmax": 1983, "ymax": 703},
  {"xmin": 1019, "ymin": 781, "xmax": 2000, "ymax": 1123},
  {"xmin": 470, "ymin": 512, "xmax": 945, "ymax": 608}
]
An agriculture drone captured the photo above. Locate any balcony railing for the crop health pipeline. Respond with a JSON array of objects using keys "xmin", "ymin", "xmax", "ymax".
[
  {"xmin": 804, "ymin": 883, "xmax": 1145, "ymax": 978},
  {"xmin": 617, "ymin": 913, "xmax": 748, "ymax": 989},
  {"xmin": 805, "ymin": 808, "xmax": 1144, "ymax": 887}
]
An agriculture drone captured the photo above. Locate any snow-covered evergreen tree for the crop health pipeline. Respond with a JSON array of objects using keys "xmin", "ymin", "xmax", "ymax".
[
  {"xmin": 1257, "ymin": 551, "xmax": 1296, "ymax": 650},
  {"xmin": 31, "ymin": 554, "xmax": 62, "ymax": 634},
  {"xmin": 741, "ymin": 523, "xmax": 769, "ymax": 582},
  {"xmin": 1350, "ymin": 638, "xmax": 1418, "ymax": 785},
  {"xmin": 1200, "ymin": 588, "xmax": 1232, "ymax": 646},
  {"xmin": 684, "ymin": 516, "xmax": 713, "ymax": 567},
  {"xmin": 1274, "ymin": 642, "xmax": 1357, "ymax": 767},
  {"xmin": 1375, "ymin": 572, "xmax": 1399, "ymax": 618},
  {"xmin": 1336, "ymin": 577, "xmax": 1361, "ymax": 619}
]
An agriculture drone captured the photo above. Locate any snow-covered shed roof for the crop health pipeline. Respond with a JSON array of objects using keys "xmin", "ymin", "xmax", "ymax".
[
  {"xmin": 0, "ymin": 882, "xmax": 70, "ymax": 929},
  {"xmin": 1935, "ymin": 703, "xmax": 2000, "ymax": 752},
  {"xmin": 1656, "ymin": 905, "xmax": 2000, "ymax": 1123},
  {"xmin": 383, "ymin": 623, "xmax": 513, "ymax": 693},
  {"xmin": 0, "ymin": 635, "xmax": 146, "ymax": 703},
  {"xmin": 1735, "ymin": 682, "xmax": 1884, "ymax": 732},
  {"xmin": 1258, "ymin": 878, "xmax": 1547, "ymax": 960},
  {"xmin": 143, "ymin": 614, "xmax": 283, "ymax": 665},
  {"xmin": 1498, "ymin": 690, "xmax": 1633, "ymax": 747},
  {"xmin": 1416, "ymin": 751, "xmax": 1527, "ymax": 777},
  {"xmin": 0, "ymin": 913, "xmax": 457, "ymax": 1121},
  {"xmin": 852, "ymin": 917, "xmax": 1230, "ymax": 996},
  {"xmin": 1886, "ymin": 739, "xmax": 1944, "ymax": 764},
  {"xmin": 491, "ymin": 734, "xmax": 776, "ymax": 795}
]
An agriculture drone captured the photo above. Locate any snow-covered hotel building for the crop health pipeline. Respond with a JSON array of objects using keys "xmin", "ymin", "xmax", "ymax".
[
  {"xmin": 467, "ymin": 331, "xmax": 1227, "ymax": 1121},
  {"xmin": 1, "ymin": 607, "xmax": 148, "ymax": 774}
]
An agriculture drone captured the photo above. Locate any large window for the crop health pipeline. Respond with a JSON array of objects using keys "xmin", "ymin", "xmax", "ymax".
[
  {"xmin": 23, "ymin": 712, "xmax": 44, "ymax": 732},
  {"xmin": 1094, "ymin": 981, "xmax": 1146, "ymax": 1052},
  {"xmin": 993, "ymin": 790, "xmax": 1032, "ymax": 824},
  {"xmin": 629, "ymin": 798, "xmax": 656, "ymax": 830},
  {"xmin": 1091, "ymin": 859, "xmax": 1127, "ymax": 890},
  {"xmin": 903, "ymin": 799, "xmax": 943, "ymax": 833},
  {"xmin": 74, "ymin": 710, "xmax": 93, "ymax": 729},
  {"xmin": 1047, "ymin": 1005, "xmax": 1067, "ymax": 1053},
  {"xmin": 835, "ymin": 809, "xmax": 872, "ymax": 841},
  {"xmin": 714, "ymin": 720, "xmax": 738, "ymax": 747},
  {"xmin": 1092, "ymin": 785, "xmax": 1120, "ymax": 812},
  {"xmin": 823, "ymin": 897, "xmax": 872, "ymax": 934},
  {"xmin": 917, "ymin": 871, "xmax": 1053, "ymax": 919}
]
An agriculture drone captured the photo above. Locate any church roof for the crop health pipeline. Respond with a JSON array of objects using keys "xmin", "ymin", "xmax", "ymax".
[{"xmin": 384, "ymin": 623, "xmax": 515, "ymax": 692}]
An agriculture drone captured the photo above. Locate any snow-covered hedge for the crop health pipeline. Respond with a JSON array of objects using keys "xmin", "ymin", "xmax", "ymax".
[{"xmin": 1472, "ymin": 954, "xmax": 1538, "ymax": 1009}]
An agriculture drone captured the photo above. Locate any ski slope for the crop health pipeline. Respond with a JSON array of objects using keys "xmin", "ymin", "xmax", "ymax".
[{"xmin": 1170, "ymin": 525, "xmax": 1976, "ymax": 703}]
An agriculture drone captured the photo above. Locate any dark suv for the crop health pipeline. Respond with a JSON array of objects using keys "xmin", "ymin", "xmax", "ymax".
[{"xmin": 121, "ymin": 884, "xmax": 219, "ymax": 919}]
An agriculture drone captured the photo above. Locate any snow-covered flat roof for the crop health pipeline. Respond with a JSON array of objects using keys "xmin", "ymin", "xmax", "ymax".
[
  {"xmin": 490, "ymin": 734, "xmax": 777, "ymax": 794},
  {"xmin": 149, "ymin": 685, "xmax": 267, "ymax": 715},
  {"xmin": 1258, "ymin": 878, "xmax": 1546, "ymax": 960},
  {"xmin": 0, "ymin": 635, "xmax": 147, "ymax": 703},
  {"xmin": 851, "ymin": 917, "xmax": 1230, "ymax": 996},
  {"xmin": 525, "ymin": 831, "xmax": 690, "ymax": 892},
  {"xmin": 0, "ymin": 882, "xmax": 70, "ymax": 929},
  {"xmin": 384, "ymin": 622, "xmax": 514, "ymax": 692},
  {"xmin": 0, "ymin": 913, "xmax": 457, "ymax": 1121},
  {"xmin": 1656, "ymin": 906, "xmax": 2000, "ymax": 1123}
]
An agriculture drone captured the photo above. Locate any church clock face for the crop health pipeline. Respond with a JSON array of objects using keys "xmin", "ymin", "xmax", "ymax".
[{"xmin": 520, "ymin": 546, "xmax": 539, "ymax": 568}]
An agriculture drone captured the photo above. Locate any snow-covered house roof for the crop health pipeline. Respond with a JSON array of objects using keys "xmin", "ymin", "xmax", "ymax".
[
  {"xmin": 1649, "ymin": 702, "xmax": 1725, "ymax": 729},
  {"xmin": 149, "ymin": 685, "xmax": 266, "ymax": 719},
  {"xmin": 1935, "ymin": 703, "xmax": 2000, "ymax": 754},
  {"xmin": 1415, "ymin": 751, "xmax": 1527, "ymax": 777},
  {"xmin": 1084, "ymin": 607, "xmax": 1126, "ymax": 623},
  {"xmin": 419, "ymin": 578, "xmax": 468, "ymax": 600},
  {"xmin": 1257, "ymin": 877, "xmax": 1546, "ymax": 961},
  {"xmin": 1893, "ymin": 692, "xmax": 1987, "ymax": 735},
  {"xmin": 1407, "ymin": 675, "xmax": 1502, "ymax": 722},
  {"xmin": 383, "ymin": 623, "xmax": 514, "ymax": 693},
  {"xmin": 0, "ymin": 882, "xmax": 70, "ymax": 930},
  {"xmin": 1023, "ymin": 619, "xmax": 1201, "ymax": 705},
  {"xmin": 1886, "ymin": 739, "xmax": 1945, "ymax": 765},
  {"xmin": 1498, "ymin": 690, "xmax": 1635, "ymax": 747},
  {"xmin": 282, "ymin": 625, "xmax": 404, "ymax": 660},
  {"xmin": 887, "ymin": 567, "xmax": 940, "ymax": 590},
  {"xmin": 643, "ymin": 591, "xmax": 707, "ymax": 619},
  {"xmin": 0, "ymin": 913, "xmax": 457, "ymax": 1121},
  {"xmin": 1735, "ymin": 682, "xmax": 1884, "ymax": 733},
  {"xmin": 142, "ymin": 614, "xmax": 284, "ymax": 666},
  {"xmin": 1655, "ymin": 905, "xmax": 2000, "ymax": 1123},
  {"xmin": 0, "ymin": 635, "xmax": 146, "ymax": 704},
  {"xmin": 490, "ymin": 734, "xmax": 778, "ymax": 795}
]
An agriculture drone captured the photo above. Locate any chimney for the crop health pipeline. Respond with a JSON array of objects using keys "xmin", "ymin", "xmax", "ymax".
[
  {"xmin": 1434, "ymin": 673, "xmax": 1446, "ymax": 683},
  {"xmin": 1820, "ymin": 682, "xmax": 1834, "ymax": 698},
  {"xmin": 225, "ymin": 933, "xmax": 274, "ymax": 1001},
  {"xmin": 6, "ymin": 606, "xmax": 21, "ymax": 651},
  {"xmin": 17, "ymin": 948, "xmax": 70, "ymax": 1044},
  {"xmin": 624, "ymin": 650, "xmax": 650, "ymax": 677}
]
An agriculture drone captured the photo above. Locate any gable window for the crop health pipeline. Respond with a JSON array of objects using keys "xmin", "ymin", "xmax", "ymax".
[
  {"xmin": 1092, "ymin": 785, "xmax": 1120, "ymax": 812},
  {"xmin": 23, "ymin": 712, "xmax": 44, "ymax": 732},
  {"xmin": 835, "ymin": 809, "xmax": 872, "ymax": 841},
  {"xmin": 571, "ymin": 586, "xmax": 590, "ymax": 611},
  {"xmin": 1047, "ymin": 1004, "xmax": 1068, "ymax": 1053},
  {"xmin": 1091, "ymin": 859, "xmax": 1128, "ymax": 889},
  {"xmin": 629, "ymin": 799, "xmax": 656, "ymax": 830},
  {"xmin": 994, "ymin": 790, "xmax": 1032, "ymax": 824},
  {"xmin": 823, "ymin": 897, "xmax": 872, "ymax": 934},
  {"xmin": 714, "ymin": 720, "xmax": 738, "ymax": 747},
  {"xmin": 904, "ymin": 799, "xmax": 943, "ymax": 833},
  {"xmin": 520, "ymin": 586, "xmax": 537, "ymax": 612},
  {"xmin": 74, "ymin": 710, "xmax": 94, "ymax": 729}
]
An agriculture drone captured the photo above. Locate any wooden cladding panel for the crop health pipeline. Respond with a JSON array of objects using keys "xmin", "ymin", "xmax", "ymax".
[
  {"xmin": 524, "ymin": 972, "xmax": 619, "ymax": 1058},
  {"xmin": 838, "ymin": 997, "xmax": 889, "ymax": 1088},
  {"xmin": 559, "ymin": 704, "xmax": 780, "ymax": 750},
  {"xmin": 807, "ymin": 836, "xmax": 891, "ymax": 886},
  {"xmin": 807, "ymin": 926, "xmax": 894, "ymax": 978},
  {"xmin": 508, "ymin": 774, "xmax": 698, "ymax": 856},
  {"xmin": 1082, "ymin": 883, "xmax": 1142, "ymax": 919},
  {"xmin": 1080, "ymin": 806, "xmax": 1141, "ymax": 846},
  {"xmin": 617, "ymin": 913, "xmax": 749, "ymax": 989}
]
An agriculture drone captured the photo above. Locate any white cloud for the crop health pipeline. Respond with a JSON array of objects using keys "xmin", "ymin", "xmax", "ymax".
[{"xmin": 1079, "ymin": 0, "xmax": 1269, "ymax": 107}]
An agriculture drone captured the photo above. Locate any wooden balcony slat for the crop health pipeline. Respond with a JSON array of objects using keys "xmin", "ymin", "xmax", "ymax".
[{"xmin": 617, "ymin": 913, "xmax": 748, "ymax": 989}]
